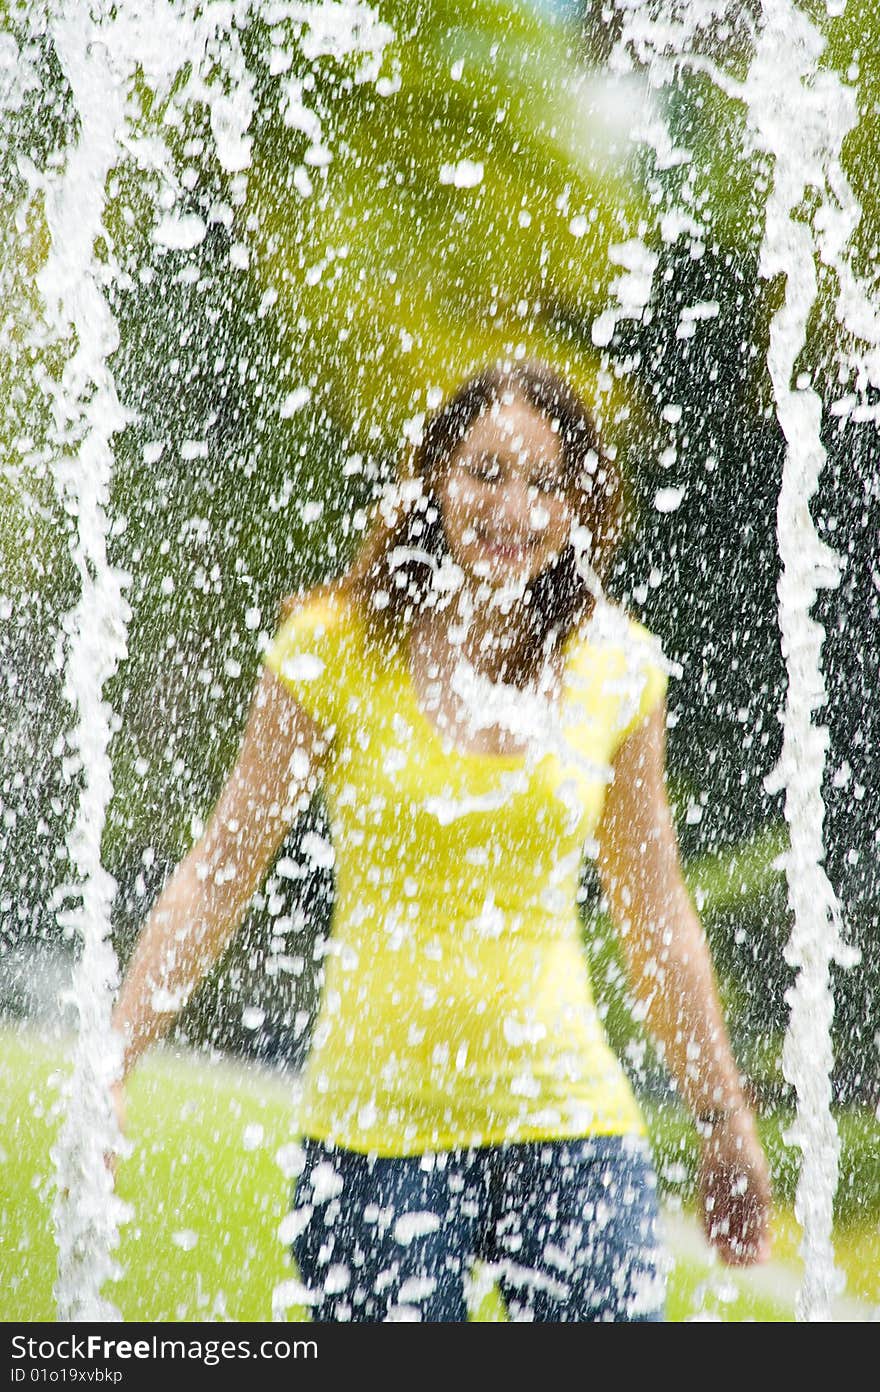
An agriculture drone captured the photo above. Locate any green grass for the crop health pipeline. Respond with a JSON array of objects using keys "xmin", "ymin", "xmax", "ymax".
[
  {"xmin": 1, "ymin": 1029, "xmax": 298, "ymax": 1321},
  {"xmin": 2, "ymin": 1028, "xmax": 877, "ymax": 1322}
]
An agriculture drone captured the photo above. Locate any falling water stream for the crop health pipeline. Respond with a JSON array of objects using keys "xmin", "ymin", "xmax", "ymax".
[
  {"xmin": 41, "ymin": 8, "xmax": 134, "ymax": 1322},
  {"xmin": 37, "ymin": 0, "xmax": 267, "ymax": 1322},
  {"xmin": 20, "ymin": 0, "xmax": 877, "ymax": 1320},
  {"xmin": 611, "ymin": 0, "xmax": 877, "ymax": 1320},
  {"xmin": 745, "ymin": 0, "xmax": 864, "ymax": 1322}
]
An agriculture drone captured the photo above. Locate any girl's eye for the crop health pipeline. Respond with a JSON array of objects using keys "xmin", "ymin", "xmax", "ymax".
[{"xmin": 464, "ymin": 457, "xmax": 501, "ymax": 483}]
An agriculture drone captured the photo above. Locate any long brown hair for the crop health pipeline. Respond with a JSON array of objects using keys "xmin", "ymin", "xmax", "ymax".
[{"xmin": 284, "ymin": 360, "xmax": 622, "ymax": 683}]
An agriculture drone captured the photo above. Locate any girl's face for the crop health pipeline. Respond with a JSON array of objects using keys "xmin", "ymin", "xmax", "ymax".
[{"xmin": 434, "ymin": 395, "xmax": 574, "ymax": 589}]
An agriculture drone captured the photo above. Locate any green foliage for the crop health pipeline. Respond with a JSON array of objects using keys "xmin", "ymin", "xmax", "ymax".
[
  {"xmin": 820, "ymin": 0, "xmax": 880, "ymax": 292},
  {"xmin": 0, "ymin": 23, "xmax": 73, "ymax": 606},
  {"xmin": 244, "ymin": 0, "xmax": 646, "ymax": 454}
]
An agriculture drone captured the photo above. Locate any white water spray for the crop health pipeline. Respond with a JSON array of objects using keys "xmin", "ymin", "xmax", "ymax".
[
  {"xmin": 745, "ymin": 0, "xmax": 860, "ymax": 1323},
  {"xmin": 40, "ymin": 7, "xmax": 138, "ymax": 1323},
  {"xmin": 609, "ymin": 0, "xmax": 873, "ymax": 1319},
  {"xmin": 31, "ymin": 0, "xmax": 387, "ymax": 1320},
  {"xmin": 36, "ymin": 0, "xmax": 257, "ymax": 1321},
  {"xmin": 24, "ymin": 0, "xmax": 873, "ymax": 1323}
]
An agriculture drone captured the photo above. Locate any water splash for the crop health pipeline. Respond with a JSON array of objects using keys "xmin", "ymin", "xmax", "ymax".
[
  {"xmin": 36, "ymin": 0, "xmax": 258, "ymax": 1323},
  {"xmin": 609, "ymin": 0, "xmax": 872, "ymax": 1320},
  {"xmin": 40, "ymin": 4, "xmax": 139, "ymax": 1324},
  {"xmin": 21, "ymin": 0, "xmax": 873, "ymax": 1323},
  {"xmin": 28, "ymin": 0, "xmax": 389, "ymax": 1321},
  {"xmin": 745, "ymin": 0, "xmax": 861, "ymax": 1323}
]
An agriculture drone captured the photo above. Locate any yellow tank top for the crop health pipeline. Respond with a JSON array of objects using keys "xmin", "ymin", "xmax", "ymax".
[{"xmin": 262, "ymin": 588, "xmax": 668, "ymax": 1155}]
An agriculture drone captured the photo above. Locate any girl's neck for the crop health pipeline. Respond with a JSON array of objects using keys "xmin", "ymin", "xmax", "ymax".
[{"xmin": 411, "ymin": 582, "xmax": 549, "ymax": 688}]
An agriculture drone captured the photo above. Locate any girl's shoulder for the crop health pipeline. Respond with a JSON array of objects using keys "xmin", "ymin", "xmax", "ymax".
[
  {"xmin": 272, "ymin": 579, "xmax": 373, "ymax": 660},
  {"xmin": 565, "ymin": 602, "xmax": 665, "ymax": 675},
  {"xmin": 564, "ymin": 603, "xmax": 671, "ymax": 751},
  {"xmin": 276, "ymin": 578, "xmax": 355, "ymax": 633},
  {"xmin": 262, "ymin": 581, "xmax": 365, "ymax": 725}
]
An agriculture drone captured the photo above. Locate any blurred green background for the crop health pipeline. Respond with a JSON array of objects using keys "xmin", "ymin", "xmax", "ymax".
[{"xmin": 1, "ymin": 0, "xmax": 878, "ymax": 1319}]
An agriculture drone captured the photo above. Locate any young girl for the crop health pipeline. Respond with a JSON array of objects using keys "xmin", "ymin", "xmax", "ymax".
[{"xmin": 111, "ymin": 359, "xmax": 771, "ymax": 1321}]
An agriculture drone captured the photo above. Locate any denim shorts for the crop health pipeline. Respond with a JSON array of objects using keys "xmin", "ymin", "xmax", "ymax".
[{"xmin": 289, "ymin": 1134, "xmax": 665, "ymax": 1322}]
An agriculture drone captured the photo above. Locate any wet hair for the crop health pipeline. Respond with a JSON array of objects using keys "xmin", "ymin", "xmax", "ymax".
[{"xmin": 289, "ymin": 360, "xmax": 622, "ymax": 683}]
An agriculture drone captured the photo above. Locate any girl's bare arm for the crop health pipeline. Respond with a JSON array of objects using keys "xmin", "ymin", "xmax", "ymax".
[
  {"xmin": 112, "ymin": 665, "xmax": 328, "ymax": 1080},
  {"xmin": 595, "ymin": 701, "xmax": 772, "ymax": 1264}
]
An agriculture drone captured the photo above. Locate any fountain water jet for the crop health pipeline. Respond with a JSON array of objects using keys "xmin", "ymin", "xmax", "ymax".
[
  {"xmin": 41, "ymin": 7, "xmax": 139, "ymax": 1324},
  {"xmin": 746, "ymin": 0, "xmax": 863, "ymax": 1323},
  {"xmin": 610, "ymin": 0, "xmax": 876, "ymax": 1320},
  {"xmin": 36, "ymin": 0, "xmax": 264, "ymax": 1321}
]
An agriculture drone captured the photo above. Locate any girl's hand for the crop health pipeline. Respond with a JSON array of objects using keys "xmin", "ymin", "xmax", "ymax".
[{"xmin": 696, "ymin": 1108, "xmax": 772, "ymax": 1265}]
